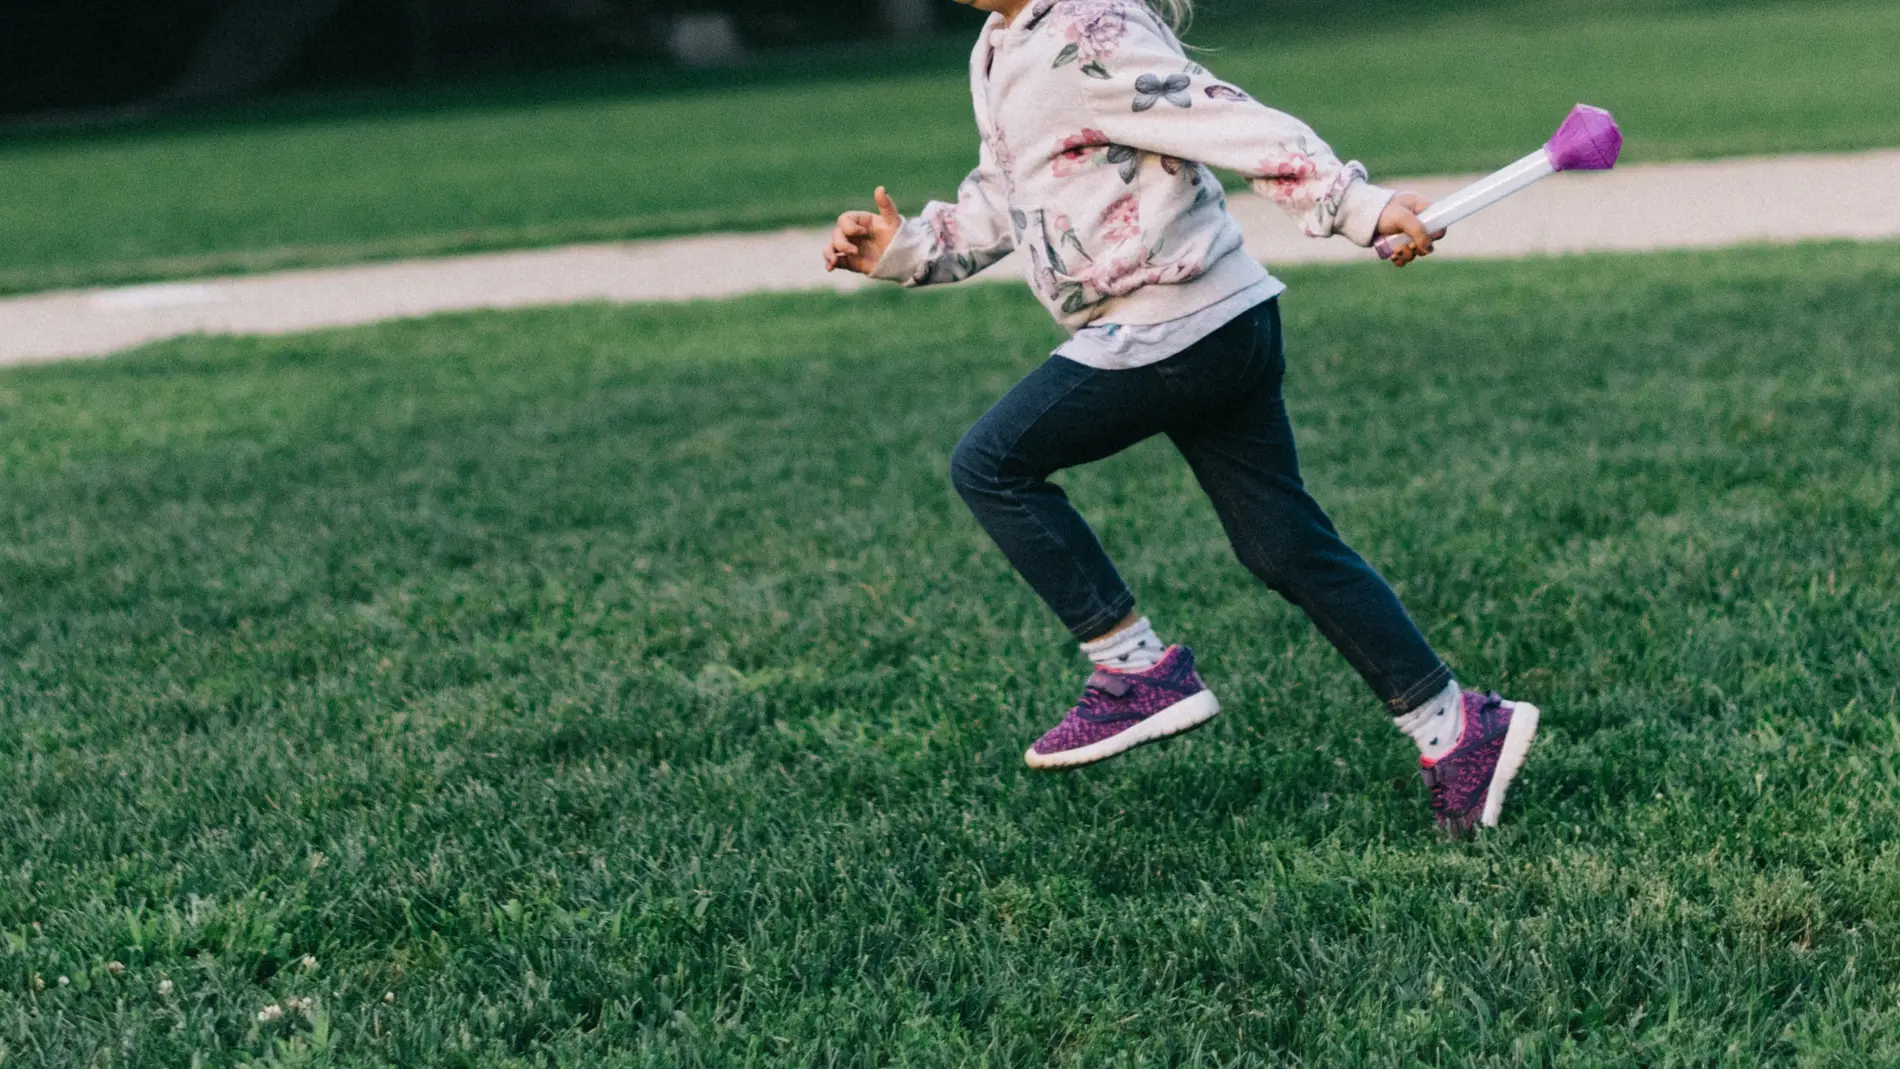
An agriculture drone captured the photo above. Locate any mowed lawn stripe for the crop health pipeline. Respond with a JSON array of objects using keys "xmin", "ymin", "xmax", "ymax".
[{"xmin": 1, "ymin": 243, "xmax": 1898, "ymax": 1064}]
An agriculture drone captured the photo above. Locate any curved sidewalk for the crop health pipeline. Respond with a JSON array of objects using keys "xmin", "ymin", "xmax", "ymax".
[{"xmin": 3, "ymin": 149, "xmax": 1897, "ymax": 367}]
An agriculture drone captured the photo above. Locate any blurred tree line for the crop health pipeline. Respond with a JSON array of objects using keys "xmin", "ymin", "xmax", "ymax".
[
  {"xmin": 1, "ymin": 0, "xmax": 971, "ymax": 119},
  {"xmin": 1, "ymin": 0, "xmax": 1819, "ymax": 121}
]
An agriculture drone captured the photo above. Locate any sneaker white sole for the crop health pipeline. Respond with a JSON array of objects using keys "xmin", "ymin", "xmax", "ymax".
[
  {"xmin": 1479, "ymin": 701, "xmax": 1541, "ymax": 827},
  {"xmin": 1023, "ymin": 690, "xmax": 1222, "ymax": 770}
]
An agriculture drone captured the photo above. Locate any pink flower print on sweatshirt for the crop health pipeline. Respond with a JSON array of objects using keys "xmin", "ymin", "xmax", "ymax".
[
  {"xmin": 1052, "ymin": 129, "xmax": 1108, "ymax": 177},
  {"xmin": 1074, "ymin": 249, "xmax": 1202, "ymax": 299},
  {"xmin": 922, "ymin": 203, "xmax": 962, "ymax": 257},
  {"xmin": 1052, "ymin": 1, "xmax": 1128, "ymax": 77},
  {"xmin": 1255, "ymin": 151, "xmax": 1319, "ymax": 208},
  {"xmin": 1099, "ymin": 194, "xmax": 1141, "ymax": 244}
]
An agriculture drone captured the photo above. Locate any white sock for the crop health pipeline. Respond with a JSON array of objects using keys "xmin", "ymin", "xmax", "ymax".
[
  {"xmin": 1081, "ymin": 616, "xmax": 1167, "ymax": 672},
  {"xmin": 1395, "ymin": 680, "xmax": 1464, "ymax": 762}
]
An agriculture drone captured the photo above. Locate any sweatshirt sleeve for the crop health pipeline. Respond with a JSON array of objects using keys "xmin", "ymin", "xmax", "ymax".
[
  {"xmin": 870, "ymin": 134, "xmax": 1017, "ymax": 286},
  {"xmin": 1075, "ymin": 13, "xmax": 1393, "ymax": 246}
]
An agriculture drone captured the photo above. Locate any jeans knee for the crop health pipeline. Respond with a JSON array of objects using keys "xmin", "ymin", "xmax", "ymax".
[
  {"xmin": 949, "ymin": 430, "xmax": 1001, "ymax": 500},
  {"xmin": 1239, "ymin": 546, "xmax": 1294, "ymax": 594},
  {"xmin": 1238, "ymin": 525, "xmax": 1345, "ymax": 597}
]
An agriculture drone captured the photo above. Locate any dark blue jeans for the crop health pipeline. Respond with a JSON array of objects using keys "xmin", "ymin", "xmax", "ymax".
[{"xmin": 950, "ymin": 298, "xmax": 1451, "ymax": 715}]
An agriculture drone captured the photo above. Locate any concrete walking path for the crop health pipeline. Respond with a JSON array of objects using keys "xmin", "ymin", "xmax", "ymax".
[{"xmin": 3, "ymin": 149, "xmax": 1898, "ymax": 367}]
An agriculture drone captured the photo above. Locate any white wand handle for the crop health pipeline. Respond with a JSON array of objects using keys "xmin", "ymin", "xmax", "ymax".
[{"xmin": 1374, "ymin": 150, "xmax": 1554, "ymax": 260}]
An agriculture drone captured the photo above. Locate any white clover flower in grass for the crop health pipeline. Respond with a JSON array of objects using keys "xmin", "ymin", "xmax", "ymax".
[
  {"xmin": 287, "ymin": 996, "xmax": 317, "ymax": 1018},
  {"xmin": 31, "ymin": 975, "xmax": 44, "ymax": 991},
  {"xmin": 383, "ymin": 991, "xmax": 395, "ymax": 1003},
  {"xmin": 300, "ymin": 954, "xmax": 318, "ymax": 971},
  {"xmin": 107, "ymin": 961, "xmax": 125, "ymax": 976},
  {"xmin": 257, "ymin": 1004, "xmax": 284, "ymax": 1023},
  {"xmin": 57, "ymin": 975, "xmax": 69, "ymax": 986},
  {"xmin": 158, "ymin": 978, "xmax": 174, "ymax": 996}
]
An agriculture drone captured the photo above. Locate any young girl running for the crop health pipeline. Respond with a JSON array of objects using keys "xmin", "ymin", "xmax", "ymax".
[{"xmin": 823, "ymin": 0, "xmax": 1537, "ymax": 835}]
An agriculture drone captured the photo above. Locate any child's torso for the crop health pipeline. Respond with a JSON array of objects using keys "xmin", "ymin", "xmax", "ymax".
[{"xmin": 965, "ymin": 1, "xmax": 1266, "ymax": 331}]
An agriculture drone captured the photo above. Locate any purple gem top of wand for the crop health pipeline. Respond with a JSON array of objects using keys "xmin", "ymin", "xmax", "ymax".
[{"xmin": 1544, "ymin": 104, "xmax": 1623, "ymax": 172}]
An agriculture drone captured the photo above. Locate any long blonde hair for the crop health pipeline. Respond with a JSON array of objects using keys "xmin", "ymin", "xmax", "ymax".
[{"xmin": 1146, "ymin": 0, "xmax": 1193, "ymax": 32}]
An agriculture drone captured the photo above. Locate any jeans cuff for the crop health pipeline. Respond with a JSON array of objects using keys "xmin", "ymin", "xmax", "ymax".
[
  {"xmin": 1386, "ymin": 663, "xmax": 1454, "ymax": 717},
  {"xmin": 1069, "ymin": 591, "xmax": 1138, "ymax": 642}
]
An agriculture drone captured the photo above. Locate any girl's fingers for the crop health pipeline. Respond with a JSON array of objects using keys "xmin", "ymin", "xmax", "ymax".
[{"xmin": 823, "ymin": 228, "xmax": 861, "ymax": 269}]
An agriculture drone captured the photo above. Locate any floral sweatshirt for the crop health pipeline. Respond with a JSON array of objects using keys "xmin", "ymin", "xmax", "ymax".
[{"xmin": 870, "ymin": 0, "xmax": 1394, "ymax": 333}]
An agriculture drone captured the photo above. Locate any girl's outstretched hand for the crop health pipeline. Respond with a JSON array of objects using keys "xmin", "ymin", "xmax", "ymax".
[
  {"xmin": 823, "ymin": 187, "xmax": 903, "ymax": 275},
  {"xmin": 1376, "ymin": 192, "xmax": 1447, "ymax": 268}
]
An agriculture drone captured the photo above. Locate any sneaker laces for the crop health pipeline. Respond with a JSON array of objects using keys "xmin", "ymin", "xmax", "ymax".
[{"xmin": 1074, "ymin": 670, "xmax": 1130, "ymax": 716}]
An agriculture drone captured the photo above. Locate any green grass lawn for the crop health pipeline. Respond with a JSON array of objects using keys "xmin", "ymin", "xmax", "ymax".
[
  {"xmin": 3, "ymin": 242, "xmax": 1899, "ymax": 1064},
  {"xmin": 4, "ymin": 0, "xmax": 1898, "ymax": 295}
]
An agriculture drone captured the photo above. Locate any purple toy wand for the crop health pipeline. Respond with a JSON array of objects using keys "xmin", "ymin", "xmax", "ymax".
[{"xmin": 1375, "ymin": 104, "xmax": 1623, "ymax": 260}]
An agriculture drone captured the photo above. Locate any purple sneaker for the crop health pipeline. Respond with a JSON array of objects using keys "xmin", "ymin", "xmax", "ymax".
[
  {"xmin": 1420, "ymin": 690, "xmax": 1542, "ymax": 836},
  {"xmin": 1024, "ymin": 646, "xmax": 1221, "ymax": 770}
]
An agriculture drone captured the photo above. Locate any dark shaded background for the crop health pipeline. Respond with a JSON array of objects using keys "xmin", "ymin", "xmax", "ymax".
[
  {"xmin": 1, "ymin": 0, "xmax": 973, "ymax": 120},
  {"xmin": 0, "ymin": 0, "xmax": 1812, "ymax": 123}
]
